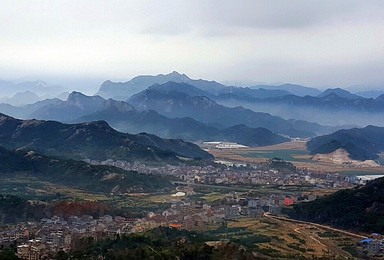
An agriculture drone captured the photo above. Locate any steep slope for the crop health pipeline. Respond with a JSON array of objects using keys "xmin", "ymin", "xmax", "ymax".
[
  {"xmin": 286, "ymin": 177, "xmax": 384, "ymax": 233},
  {"xmin": 0, "ymin": 113, "xmax": 213, "ymax": 162},
  {"xmin": 129, "ymin": 85, "xmax": 330, "ymax": 137},
  {"xmin": 30, "ymin": 92, "xmax": 106, "ymax": 121},
  {"xmin": 307, "ymin": 125, "xmax": 384, "ymax": 161},
  {"xmin": 0, "ymin": 146, "xmax": 172, "ymax": 193}
]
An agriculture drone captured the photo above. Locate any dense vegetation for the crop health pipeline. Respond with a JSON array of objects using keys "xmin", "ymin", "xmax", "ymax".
[
  {"xmin": 0, "ymin": 146, "xmax": 172, "ymax": 193},
  {"xmin": 0, "ymin": 194, "xmax": 49, "ymax": 223},
  {"xmin": 265, "ymin": 158, "xmax": 297, "ymax": 173},
  {"xmin": 285, "ymin": 177, "xmax": 384, "ymax": 233},
  {"xmin": 0, "ymin": 113, "xmax": 212, "ymax": 163},
  {"xmin": 59, "ymin": 227, "xmax": 255, "ymax": 260},
  {"xmin": 0, "ymin": 195, "xmax": 133, "ymax": 224},
  {"xmin": 307, "ymin": 125, "xmax": 384, "ymax": 160}
]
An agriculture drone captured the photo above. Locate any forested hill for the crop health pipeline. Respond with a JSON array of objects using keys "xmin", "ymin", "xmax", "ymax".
[
  {"xmin": 307, "ymin": 125, "xmax": 384, "ymax": 161},
  {"xmin": 0, "ymin": 146, "xmax": 172, "ymax": 194},
  {"xmin": 286, "ymin": 177, "xmax": 384, "ymax": 233},
  {"xmin": 0, "ymin": 113, "xmax": 212, "ymax": 163}
]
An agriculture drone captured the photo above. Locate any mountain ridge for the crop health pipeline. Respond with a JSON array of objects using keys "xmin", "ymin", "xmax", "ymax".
[
  {"xmin": 129, "ymin": 82, "xmax": 340, "ymax": 137},
  {"xmin": 0, "ymin": 113, "xmax": 213, "ymax": 163}
]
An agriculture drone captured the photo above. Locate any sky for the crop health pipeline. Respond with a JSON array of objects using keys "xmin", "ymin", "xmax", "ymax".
[{"xmin": 0, "ymin": 0, "xmax": 383, "ymax": 91}]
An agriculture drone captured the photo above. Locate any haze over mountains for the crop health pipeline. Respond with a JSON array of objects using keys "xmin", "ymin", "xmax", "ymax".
[
  {"xmin": 8, "ymin": 90, "xmax": 290, "ymax": 146},
  {"xmin": 0, "ymin": 79, "xmax": 68, "ymax": 102},
  {"xmin": 96, "ymin": 72, "xmax": 384, "ymax": 127},
  {"xmin": 1, "ymin": 71, "xmax": 384, "ymax": 163},
  {"xmin": 2, "ymin": 72, "xmax": 383, "ymax": 127},
  {"xmin": 128, "ymin": 82, "xmax": 335, "ymax": 137},
  {"xmin": 250, "ymin": 83, "xmax": 321, "ymax": 97}
]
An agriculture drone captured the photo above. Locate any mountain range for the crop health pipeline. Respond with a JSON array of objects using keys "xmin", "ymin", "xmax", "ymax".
[
  {"xmin": 97, "ymin": 71, "xmax": 296, "ymax": 100},
  {"xmin": 219, "ymin": 88, "xmax": 384, "ymax": 113},
  {"xmin": 0, "ymin": 80, "xmax": 66, "ymax": 98},
  {"xmin": 77, "ymin": 106, "xmax": 290, "ymax": 146},
  {"xmin": 3, "ymin": 72, "xmax": 384, "ymax": 128},
  {"xmin": 95, "ymin": 72, "xmax": 384, "ymax": 127},
  {"xmin": 0, "ymin": 113, "xmax": 212, "ymax": 163},
  {"xmin": 217, "ymin": 90, "xmax": 384, "ymax": 127},
  {"xmin": 0, "ymin": 91, "xmax": 292, "ymax": 146},
  {"xmin": 129, "ymin": 82, "xmax": 342, "ymax": 137},
  {"xmin": 2, "ymin": 72, "xmax": 384, "ymax": 147}
]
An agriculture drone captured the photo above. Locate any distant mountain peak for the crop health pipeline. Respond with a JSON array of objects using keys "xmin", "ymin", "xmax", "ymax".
[
  {"xmin": 67, "ymin": 91, "xmax": 87, "ymax": 102},
  {"xmin": 33, "ymin": 80, "xmax": 48, "ymax": 87},
  {"xmin": 318, "ymin": 88, "xmax": 362, "ymax": 100},
  {"xmin": 64, "ymin": 91, "xmax": 105, "ymax": 111},
  {"xmin": 67, "ymin": 91, "xmax": 103, "ymax": 101},
  {"xmin": 68, "ymin": 90, "xmax": 85, "ymax": 96},
  {"xmin": 169, "ymin": 71, "xmax": 183, "ymax": 76},
  {"xmin": 96, "ymin": 72, "xmax": 220, "ymax": 100}
]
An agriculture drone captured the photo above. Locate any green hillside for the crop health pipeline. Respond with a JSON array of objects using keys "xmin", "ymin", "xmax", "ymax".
[{"xmin": 286, "ymin": 177, "xmax": 384, "ymax": 233}]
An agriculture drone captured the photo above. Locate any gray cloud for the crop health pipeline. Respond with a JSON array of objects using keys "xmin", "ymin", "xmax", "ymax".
[
  {"xmin": 0, "ymin": 0, "xmax": 382, "ymax": 89},
  {"xmin": 140, "ymin": 0, "xmax": 383, "ymax": 35}
]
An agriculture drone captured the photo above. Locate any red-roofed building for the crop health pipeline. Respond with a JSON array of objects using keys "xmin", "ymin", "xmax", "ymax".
[{"xmin": 284, "ymin": 197, "xmax": 294, "ymax": 206}]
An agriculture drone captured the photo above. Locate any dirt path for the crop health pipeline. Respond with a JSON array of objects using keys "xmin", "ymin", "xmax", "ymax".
[
  {"xmin": 265, "ymin": 213, "xmax": 367, "ymax": 239},
  {"xmin": 265, "ymin": 214, "xmax": 362, "ymax": 259}
]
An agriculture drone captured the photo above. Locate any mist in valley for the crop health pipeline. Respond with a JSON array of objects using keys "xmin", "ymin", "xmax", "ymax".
[{"xmin": 217, "ymin": 99, "xmax": 384, "ymax": 128}]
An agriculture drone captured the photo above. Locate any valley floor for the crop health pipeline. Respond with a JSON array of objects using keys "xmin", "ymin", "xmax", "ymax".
[{"xmin": 208, "ymin": 141, "xmax": 384, "ymax": 175}]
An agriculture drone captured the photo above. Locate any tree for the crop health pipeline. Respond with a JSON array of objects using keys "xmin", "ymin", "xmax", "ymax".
[
  {"xmin": 0, "ymin": 248, "xmax": 20, "ymax": 260},
  {"xmin": 55, "ymin": 251, "xmax": 69, "ymax": 260}
]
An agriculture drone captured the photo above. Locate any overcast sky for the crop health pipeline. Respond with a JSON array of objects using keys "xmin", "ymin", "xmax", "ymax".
[{"xmin": 0, "ymin": 0, "xmax": 383, "ymax": 90}]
